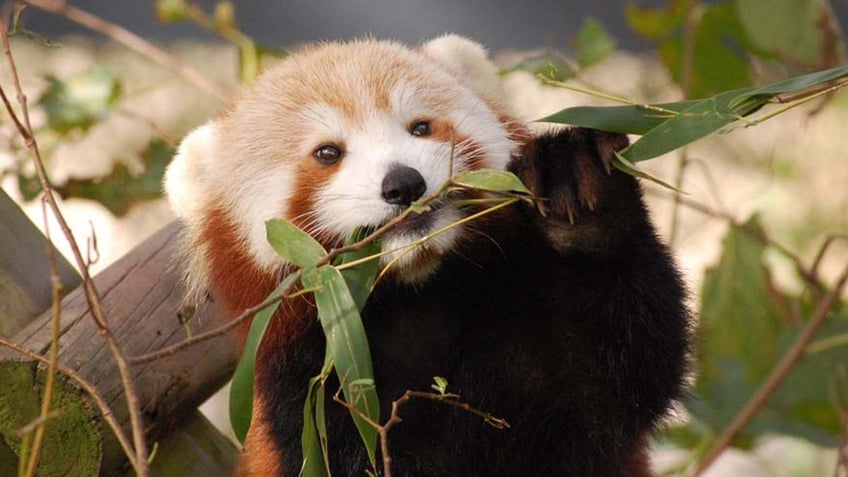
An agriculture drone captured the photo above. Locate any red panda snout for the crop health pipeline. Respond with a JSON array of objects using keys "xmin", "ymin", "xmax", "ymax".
[{"xmin": 381, "ymin": 165, "xmax": 427, "ymax": 206}]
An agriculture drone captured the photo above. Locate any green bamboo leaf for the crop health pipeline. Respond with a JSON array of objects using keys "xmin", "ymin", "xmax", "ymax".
[
  {"xmin": 335, "ymin": 227, "xmax": 381, "ymax": 312},
  {"xmin": 451, "ymin": 170, "xmax": 531, "ymax": 195},
  {"xmin": 300, "ymin": 356, "xmax": 332, "ymax": 477},
  {"xmin": 612, "ymin": 153, "xmax": 680, "ymax": 192},
  {"xmin": 230, "ymin": 272, "xmax": 299, "ymax": 445},
  {"xmin": 539, "ymin": 66, "xmax": 848, "ymax": 166},
  {"xmin": 619, "ymin": 93, "xmax": 744, "ymax": 163},
  {"xmin": 302, "ymin": 266, "xmax": 380, "ymax": 467},
  {"xmin": 731, "ymin": 65, "xmax": 848, "ymax": 104},
  {"xmin": 266, "ymin": 218, "xmax": 327, "ymax": 269},
  {"xmin": 539, "ymin": 100, "xmax": 700, "ymax": 135}
]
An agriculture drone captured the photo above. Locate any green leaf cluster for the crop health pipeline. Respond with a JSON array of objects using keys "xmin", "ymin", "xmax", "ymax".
[
  {"xmin": 541, "ymin": 66, "xmax": 848, "ymax": 165},
  {"xmin": 627, "ymin": 0, "xmax": 843, "ymax": 98},
  {"xmin": 228, "ymin": 170, "xmax": 531, "ymax": 475},
  {"xmin": 229, "ymin": 220, "xmax": 382, "ymax": 474},
  {"xmin": 670, "ymin": 217, "xmax": 848, "ymax": 449},
  {"xmin": 38, "ymin": 66, "xmax": 121, "ymax": 135}
]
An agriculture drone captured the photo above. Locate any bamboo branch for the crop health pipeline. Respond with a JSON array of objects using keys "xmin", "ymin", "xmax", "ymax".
[
  {"xmin": 129, "ymin": 179, "xmax": 529, "ymax": 365},
  {"xmin": 21, "ymin": 201, "xmax": 63, "ymax": 477}
]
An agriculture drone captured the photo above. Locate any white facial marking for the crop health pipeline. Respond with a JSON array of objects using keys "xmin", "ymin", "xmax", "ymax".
[
  {"xmin": 167, "ymin": 38, "xmax": 522, "ymax": 291},
  {"xmin": 307, "ymin": 81, "xmax": 515, "ymax": 280}
]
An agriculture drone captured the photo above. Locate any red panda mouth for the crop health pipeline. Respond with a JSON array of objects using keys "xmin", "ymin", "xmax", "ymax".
[{"xmin": 388, "ymin": 208, "xmax": 437, "ymax": 235}]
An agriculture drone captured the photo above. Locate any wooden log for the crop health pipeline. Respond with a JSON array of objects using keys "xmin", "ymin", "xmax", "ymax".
[
  {"xmin": 0, "ymin": 188, "xmax": 80, "ymax": 337},
  {"xmin": 0, "ymin": 221, "xmax": 241, "ymax": 475},
  {"xmin": 147, "ymin": 411, "xmax": 238, "ymax": 476}
]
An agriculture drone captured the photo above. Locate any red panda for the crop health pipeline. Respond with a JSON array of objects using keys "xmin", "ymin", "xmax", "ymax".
[{"xmin": 165, "ymin": 35, "xmax": 691, "ymax": 477}]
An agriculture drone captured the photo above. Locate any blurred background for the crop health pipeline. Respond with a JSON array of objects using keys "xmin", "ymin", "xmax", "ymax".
[{"xmin": 2, "ymin": 1, "xmax": 848, "ymax": 475}]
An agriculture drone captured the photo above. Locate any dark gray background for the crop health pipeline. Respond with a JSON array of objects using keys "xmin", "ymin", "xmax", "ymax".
[
  {"xmin": 11, "ymin": 1, "xmax": 727, "ymax": 52},
  {"xmin": 19, "ymin": 1, "xmax": 848, "ymax": 54}
]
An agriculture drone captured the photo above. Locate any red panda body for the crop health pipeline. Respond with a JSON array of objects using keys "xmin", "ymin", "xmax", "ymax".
[{"xmin": 165, "ymin": 36, "xmax": 691, "ymax": 476}]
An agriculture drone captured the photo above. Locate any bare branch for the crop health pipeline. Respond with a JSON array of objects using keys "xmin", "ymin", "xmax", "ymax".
[
  {"xmin": 0, "ymin": 14, "xmax": 149, "ymax": 475},
  {"xmin": 23, "ymin": 0, "xmax": 232, "ymax": 102},
  {"xmin": 333, "ymin": 387, "xmax": 509, "ymax": 477},
  {"xmin": 695, "ymin": 264, "xmax": 848, "ymax": 475},
  {"xmin": 646, "ymin": 188, "xmax": 825, "ymax": 292},
  {"xmin": 127, "ymin": 274, "xmax": 299, "ymax": 364}
]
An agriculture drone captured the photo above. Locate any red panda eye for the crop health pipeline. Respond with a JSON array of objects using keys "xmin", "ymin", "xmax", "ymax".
[
  {"xmin": 313, "ymin": 145, "xmax": 343, "ymax": 165},
  {"xmin": 410, "ymin": 121, "xmax": 432, "ymax": 137}
]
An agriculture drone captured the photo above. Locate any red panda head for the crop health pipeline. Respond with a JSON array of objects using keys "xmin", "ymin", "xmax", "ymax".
[{"xmin": 165, "ymin": 35, "xmax": 526, "ymax": 311}]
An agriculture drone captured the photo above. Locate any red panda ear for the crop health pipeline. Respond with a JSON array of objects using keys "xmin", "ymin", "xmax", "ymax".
[
  {"xmin": 164, "ymin": 121, "xmax": 219, "ymax": 222},
  {"xmin": 419, "ymin": 34, "xmax": 504, "ymax": 102}
]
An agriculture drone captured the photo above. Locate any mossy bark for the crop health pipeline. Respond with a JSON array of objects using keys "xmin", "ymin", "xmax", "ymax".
[
  {"xmin": 0, "ymin": 362, "xmax": 101, "ymax": 476},
  {"xmin": 0, "ymin": 222, "xmax": 239, "ymax": 475}
]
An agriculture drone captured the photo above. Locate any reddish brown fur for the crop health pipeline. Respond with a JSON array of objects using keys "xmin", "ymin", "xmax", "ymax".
[
  {"xmin": 201, "ymin": 206, "xmax": 316, "ymax": 347},
  {"xmin": 201, "ymin": 206, "xmax": 276, "ymax": 331},
  {"xmin": 285, "ymin": 157, "xmax": 342, "ymax": 247},
  {"xmin": 621, "ymin": 438, "xmax": 654, "ymax": 477},
  {"xmin": 238, "ymin": 396, "xmax": 284, "ymax": 476}
]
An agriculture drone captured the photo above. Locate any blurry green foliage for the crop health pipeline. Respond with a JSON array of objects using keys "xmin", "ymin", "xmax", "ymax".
[
  {"xmin": 39, "ymin": 66, "xmax": 121, "ymax": 134},
  {"xmin": 18, "ymin": 139, "xmax": 175, "ymax": 216},
  {"xmin": 575, "ymin": 17, "xmax": 617, "ymax": 68},
  {"xmin": 671, "ymin": 217, "xmax": 848, "ymax": 449},
  {"xmin": 503, "ymin": 54, "xmax": 575, "ymax": 81},
  {"xmin": 627, "ymin": 0, "xmax": 843, "ymax": 98},
  {"xmin": 2, "ymin": 2, "xmax": 846, "ymax": 474}
]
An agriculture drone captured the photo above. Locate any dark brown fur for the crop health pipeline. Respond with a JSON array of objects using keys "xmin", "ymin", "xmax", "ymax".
[{"xmin": 232, "ymin": 128, "xmax": 691, "ymax": 476}]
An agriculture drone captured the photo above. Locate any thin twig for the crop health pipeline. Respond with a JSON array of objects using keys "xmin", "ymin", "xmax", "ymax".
[
  {"xmin": 23, "ymin": 0, "xmax": 232, "ymax": 102},
  {"xmin": 0, "ymin": 15, "xmax": 148, "ymax": 475},
  {"xmin": 0, "ymin": 337, "xmax": 141, "ymax": 476},
  {"xmin": 695, "ymin": 265, "xmax": 848, "ymax": 475},
  {"xmin": 129, "ymin": 182, "xmax": 529, "ymax": 364},
  {"xmin": 811, "ymin": 234, "xmax": 848, "ymax": 280},
  {"xmin": 646, "ymin": 188, "xmax": 824, "ymax": 292},
  {"xmin": 127, "ymin": 274, "xmax": 300, "ymax": 364},
  {"xmin": 16, "ymin": 409, "xmax": 63, "ymax": 437},
  {"xmin": 538, "ymin": 76, "xmax": 680, "ymax": 116},
  {"xmin": 22, "ymin": 200, "xmax": 63, "ymax": 477},
  {"xmin": 668, "ymin": 0, "xmax": 698, "ymax": 247},
  {"xmin": 333, "ymin": 388, "xmax": 509, "ymax": 477}
]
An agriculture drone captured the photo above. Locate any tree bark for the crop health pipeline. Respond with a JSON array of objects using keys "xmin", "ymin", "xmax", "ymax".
[
  {"xmin": 0, "ymin": 188, "xmax": 79, "ymax": 338},
  {"xmin": 0, "ymin": 221, "xmax": 240, "ymax": 475}
]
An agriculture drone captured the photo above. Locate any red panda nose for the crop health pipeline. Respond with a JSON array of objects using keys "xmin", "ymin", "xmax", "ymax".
[{"xmin": 381, "ymin": 165, "xmax": 427, "ymax": 206}]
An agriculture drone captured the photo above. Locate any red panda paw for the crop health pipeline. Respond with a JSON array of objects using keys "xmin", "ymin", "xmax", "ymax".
[
  {"xmin": 508, "ymin": 128, "xmax": 646, "ymax": 255},
  {"xmin": 512, "ymin": 127, "xmax": 630, "ymax": 222}
]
